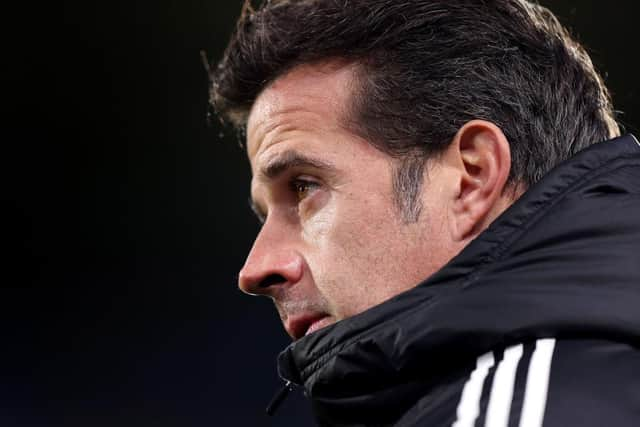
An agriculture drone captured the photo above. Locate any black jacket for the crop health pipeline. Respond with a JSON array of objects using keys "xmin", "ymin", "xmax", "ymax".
[{"xmin": 276, "ymin": 135, "xmax": 640, "ymax": 426}]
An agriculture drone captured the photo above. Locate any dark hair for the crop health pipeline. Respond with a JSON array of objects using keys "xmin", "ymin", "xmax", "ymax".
[{"xmin": 209, "ymin": 0, "xmax": 619, "ymax": 220}]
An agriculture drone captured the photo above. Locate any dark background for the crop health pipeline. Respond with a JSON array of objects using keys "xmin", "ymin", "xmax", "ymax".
[{"xmin": 5, "ymin": 1, "xmax": 639, "ymax": 426}]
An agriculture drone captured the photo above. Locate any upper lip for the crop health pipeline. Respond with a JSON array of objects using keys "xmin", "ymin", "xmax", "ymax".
[{"xmin": 285, "ymin": 313, "xmax": 329, "ymax": 340}]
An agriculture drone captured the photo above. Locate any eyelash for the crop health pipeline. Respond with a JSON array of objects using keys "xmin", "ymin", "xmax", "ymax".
[
  {"xmin": 253, "ymin": 177, "xmax": 321, "ymax": 225},
  {"xmin": 289, "ymin": 177, "xmax": 319, "ymax": 202}
]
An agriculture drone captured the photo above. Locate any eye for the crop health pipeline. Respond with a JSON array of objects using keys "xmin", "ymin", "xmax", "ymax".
[{"xmin": 290, "ymin": 178, "xmax": 319, "ymax": 202}]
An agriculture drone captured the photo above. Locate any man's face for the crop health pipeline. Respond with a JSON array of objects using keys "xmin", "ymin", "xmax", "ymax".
[{"xmin": 239, "ymin": 62, "xmax": 464, "ymax": 340}]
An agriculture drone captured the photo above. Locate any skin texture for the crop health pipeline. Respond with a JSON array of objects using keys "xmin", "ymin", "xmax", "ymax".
[{"xmin": 238, "ymin": 61, "xmax": 516, "ymax": 340}]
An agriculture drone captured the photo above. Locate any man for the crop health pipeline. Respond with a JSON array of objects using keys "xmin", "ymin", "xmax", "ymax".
[{"xmin": 208, "ymin": 1, "xmax": 640, "ymax": 425}]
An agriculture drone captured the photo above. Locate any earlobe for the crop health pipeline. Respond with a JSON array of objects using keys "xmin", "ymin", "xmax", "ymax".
[{"xmin": 449, "ymin": 120, "xmax": 512, "ymax": 241}]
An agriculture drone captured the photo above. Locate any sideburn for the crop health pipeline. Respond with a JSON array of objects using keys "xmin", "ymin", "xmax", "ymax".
[{"xmin": 392, "ymin": 157, "xmax": 426, "ymax": 223}]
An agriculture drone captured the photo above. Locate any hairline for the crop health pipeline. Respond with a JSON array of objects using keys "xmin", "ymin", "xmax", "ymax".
[{"xmin": 249, "ymin": 57, "xmax": 438, "ymax": 222}]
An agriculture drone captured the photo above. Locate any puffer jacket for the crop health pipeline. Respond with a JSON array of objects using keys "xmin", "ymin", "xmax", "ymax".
[{"xmin": 275, "ymin": 134, "xmax": 640, "ymax": 426}]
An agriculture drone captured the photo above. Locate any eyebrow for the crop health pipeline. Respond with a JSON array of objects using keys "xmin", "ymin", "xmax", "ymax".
[
  {"xmin": 249, "ymin": 150, "xmax": 337, "ymax": 222},
  {"xmin": 259, "ymin": 150, "xmax": 337, "ymax": 180}
]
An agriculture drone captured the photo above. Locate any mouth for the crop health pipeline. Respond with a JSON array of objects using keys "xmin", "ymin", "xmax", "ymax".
[{"xmin": 285, "ymin": 314, "xmax": 333, "ymax": 340}]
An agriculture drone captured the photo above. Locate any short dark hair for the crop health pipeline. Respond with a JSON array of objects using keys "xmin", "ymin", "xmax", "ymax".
[{"xmin": 208, "ymin": 0, "xmax": 619, "ymax": 220}]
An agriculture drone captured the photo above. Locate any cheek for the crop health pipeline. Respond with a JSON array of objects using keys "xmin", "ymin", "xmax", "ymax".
[
  {"xmin": 302, "ymin": 194, "xmax": 406, "ymax": 316},
  {"xmin": 300, "ymin": 193, "xmax": 336, "ymax": 244},
  {"xmin": 305, "ymin": 191, "xmax": 392, "ymax": 254}
]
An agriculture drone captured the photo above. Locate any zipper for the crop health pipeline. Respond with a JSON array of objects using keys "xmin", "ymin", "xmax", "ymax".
[{"xmin": 266, "ymin": 380, "xmax": 296, "ymax": 416}]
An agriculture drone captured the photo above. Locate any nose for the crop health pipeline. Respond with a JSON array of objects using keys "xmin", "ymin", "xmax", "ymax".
[{"xmin": 238, "ymin": 228, "xmax": 304, "ymax": 296}]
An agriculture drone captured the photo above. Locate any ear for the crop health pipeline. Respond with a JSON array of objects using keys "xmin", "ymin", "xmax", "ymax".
[{"xmin": 448, "ymin": 120, "xmax": 512, "ymax": 241}]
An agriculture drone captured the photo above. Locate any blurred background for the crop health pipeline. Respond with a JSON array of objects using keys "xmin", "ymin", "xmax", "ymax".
[{"xmin": 5, "ymin": 1, "xmax": 639, "ymax": 426}]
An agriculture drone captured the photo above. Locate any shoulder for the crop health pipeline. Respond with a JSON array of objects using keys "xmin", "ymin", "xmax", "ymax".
[
  {"xmin": 396, "ymin": 338, "xmax": 640, "ymax": 427},
  {"xmin": 543, "ymin": 338, "xmax": 640, "ymax": 427}
]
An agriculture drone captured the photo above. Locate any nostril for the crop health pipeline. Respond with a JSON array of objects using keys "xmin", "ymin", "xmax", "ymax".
[{"xmin": 259, "ymin": 274, "xmax": 287, "ymax": 288}]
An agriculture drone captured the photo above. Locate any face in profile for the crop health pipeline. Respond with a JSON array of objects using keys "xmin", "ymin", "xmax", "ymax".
[{"xmin": 238, "ymin": 61, "xmax": 466, "ymax": 340}]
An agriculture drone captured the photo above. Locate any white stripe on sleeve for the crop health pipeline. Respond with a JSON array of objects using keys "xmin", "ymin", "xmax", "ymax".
[
  {"xmin": 484, "ymin": 343, "xmax": 524, "ymax": 427},
  {"xmin": 452, "ymin": 351, "xmax": 495, "ymax": 427},
  {"xmin": 519, "ymin": 338, "xmax": 556, "ymax": 427}
]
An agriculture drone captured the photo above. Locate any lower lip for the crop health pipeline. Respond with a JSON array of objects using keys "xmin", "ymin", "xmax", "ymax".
[{"xmin": 305, "ymin": 316, "xmax": 333, "ymax": 336}]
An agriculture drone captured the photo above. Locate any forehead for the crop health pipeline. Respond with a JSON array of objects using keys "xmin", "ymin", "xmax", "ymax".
[{"xmin": 246, "ymin": 60, "xmax": 358, "ymax": 162}]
